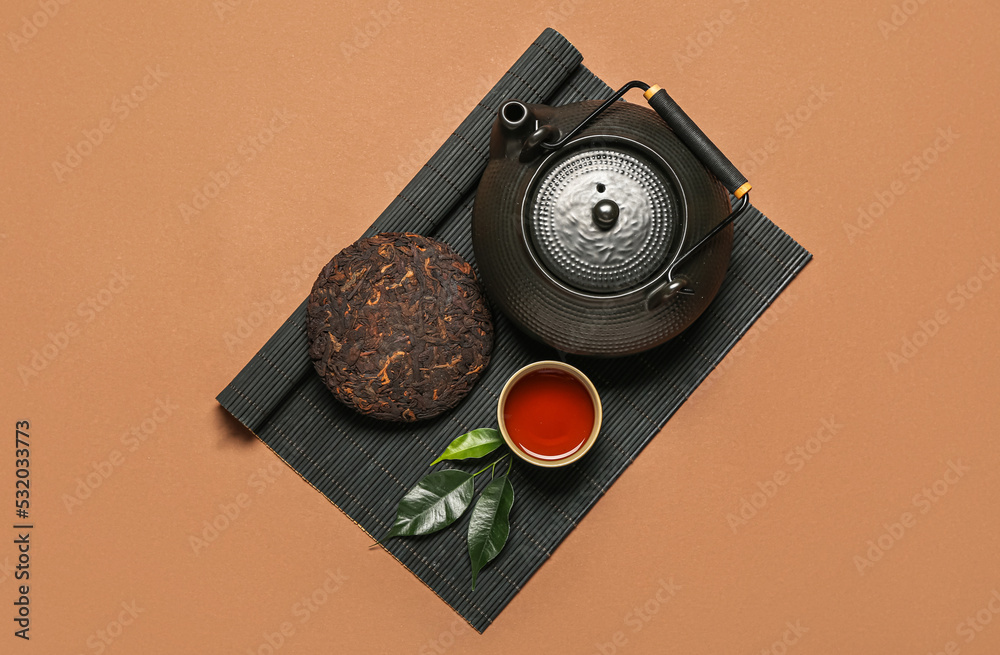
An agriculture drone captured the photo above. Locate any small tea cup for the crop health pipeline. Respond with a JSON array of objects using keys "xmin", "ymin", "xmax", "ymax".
[{"xmin": 497, "ymin": 360, "xmax": 602, "ymax": 468}]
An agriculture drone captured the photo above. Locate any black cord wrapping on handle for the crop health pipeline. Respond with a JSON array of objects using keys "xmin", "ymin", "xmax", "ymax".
[{"xmin": 644, "ymin": 86, "xmax": 749, "ymax": 196}]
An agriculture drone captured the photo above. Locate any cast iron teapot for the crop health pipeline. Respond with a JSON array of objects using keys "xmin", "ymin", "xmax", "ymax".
[{"xmin": 472, "ymin": 81, "xmax": 753, "ymax": 356}]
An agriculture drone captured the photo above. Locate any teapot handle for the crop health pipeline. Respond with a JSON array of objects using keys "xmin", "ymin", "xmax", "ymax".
[
  {"xmin": 643, "ymin": 85, "xmax": 751, "ymax": 199},
  {"xmin": 538, "ymin": 80, "xmax": 751, "ymax": 199}
]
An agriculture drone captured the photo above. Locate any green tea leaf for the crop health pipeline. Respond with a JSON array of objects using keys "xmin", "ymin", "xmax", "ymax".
[
  {"xmin": 430, "ymin": 428, "xmax": 504, "ymax": 466},
  {"xmin": 384, "ymin": 470, "xmax": 475, "ymax": 540},
  {"xmin": 467, "ymin": 476, "xmax": 515, "ymax": 590}
]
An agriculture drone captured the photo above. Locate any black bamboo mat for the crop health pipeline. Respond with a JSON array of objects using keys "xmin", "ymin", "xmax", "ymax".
[{"xmin": 217, "ymin": 28, "xmax": 811, "ymax": 632}]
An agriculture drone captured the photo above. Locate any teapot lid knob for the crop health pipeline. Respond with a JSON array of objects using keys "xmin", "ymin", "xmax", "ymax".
[{"xmin": 591, "ymin": 198, "xmax": 619, "ymax": 231}]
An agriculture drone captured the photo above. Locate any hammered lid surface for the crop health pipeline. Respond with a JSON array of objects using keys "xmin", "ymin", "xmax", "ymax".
[{"xmin": 527, "ymin": 146, "xmax": 677, "ymax": 293}]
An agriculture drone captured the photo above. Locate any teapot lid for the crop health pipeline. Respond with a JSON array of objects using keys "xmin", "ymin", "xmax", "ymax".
[{"xmin": 526, "ymin": 145, "xmax": 679, "ymax": 294}]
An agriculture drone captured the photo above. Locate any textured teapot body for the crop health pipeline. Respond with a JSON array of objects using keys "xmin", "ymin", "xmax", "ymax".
[{"xmin": 471, "ymin": 100, "xmax": 732, "ymax": 356}]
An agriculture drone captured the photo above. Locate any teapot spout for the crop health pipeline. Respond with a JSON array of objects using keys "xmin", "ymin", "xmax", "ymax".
[
  {"xmin": 489, "ymin": 100, "xmax": 561, "ymax": 161},
  {"xmin": 499, "ymin": 101, "xmax": 533, "ymax": 136}
]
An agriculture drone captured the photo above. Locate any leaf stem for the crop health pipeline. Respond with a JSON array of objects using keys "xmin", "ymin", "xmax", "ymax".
[{"xmin": 473, "ymin": 453, "xmax": 508, "ymax": 478}]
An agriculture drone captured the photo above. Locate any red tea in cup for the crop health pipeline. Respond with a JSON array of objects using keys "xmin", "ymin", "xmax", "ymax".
[{"xmin": 501, "ymin": 367, "xmax": 596, "ymax": 461}]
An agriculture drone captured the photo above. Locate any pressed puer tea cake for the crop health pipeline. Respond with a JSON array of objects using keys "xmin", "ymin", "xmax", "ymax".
[{"xmin": 307, "ymin": 233, "xmax": 493, "ymax": 422}]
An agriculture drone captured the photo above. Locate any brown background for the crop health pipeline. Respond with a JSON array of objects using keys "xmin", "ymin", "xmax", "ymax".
[{"xmin": 2, "ymin": 0, "xmax": 999, "ymax": 653}]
